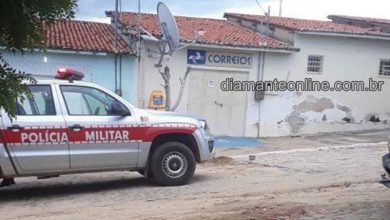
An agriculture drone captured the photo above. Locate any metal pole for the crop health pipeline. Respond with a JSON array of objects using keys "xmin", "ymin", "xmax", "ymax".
[
  {"xmin": 114, "ymin": 0, "xmax": 118, "ymax": 50},
  {"xmin": 114, "ymin": 0, "xmax": 119, "ymax": 92},
  {"xmin": 137, "ymin": 0, "xmax": 141, "ymax": 56},
  {"xmin": 279, "ymin": 0, "xmax": 283, "ymax": 17},
  {"xmin": 267, "ymin": 6, "xmax": 270, "ymax": 18}
]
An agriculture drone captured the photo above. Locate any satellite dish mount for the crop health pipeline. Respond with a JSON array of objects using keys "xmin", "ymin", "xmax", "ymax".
[{"xmin": 155, "ymin": 2, "xmax": 179, "ymax": 67}]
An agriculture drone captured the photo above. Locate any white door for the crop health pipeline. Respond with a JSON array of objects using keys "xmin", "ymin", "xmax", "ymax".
[
  {"xmin": 187, "ymin": 69, "xmax": 247, "ymax": 136},
  {"xmin": 58, "ymin": 85, "xmax": 139, "ymax": 169}
]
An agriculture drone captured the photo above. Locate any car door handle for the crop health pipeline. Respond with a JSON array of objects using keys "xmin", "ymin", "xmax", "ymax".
[
  {"xmin": 69, "ymin": 124, "xmax": 84, "ymax": 130},
  {"xmin": 7, "ymin": 125, "xmax": 24, "ymax": 131}
]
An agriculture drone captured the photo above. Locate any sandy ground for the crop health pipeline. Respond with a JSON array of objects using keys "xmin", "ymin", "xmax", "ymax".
[{"xmin": 1, "ymin": 129, "xmax": 390, "ymax": 220}]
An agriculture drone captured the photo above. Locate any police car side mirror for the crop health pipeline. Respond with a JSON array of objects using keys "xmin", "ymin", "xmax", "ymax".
[{"xmin": 109, "ymin": 102, "xmax": 131, "ymax": 116}]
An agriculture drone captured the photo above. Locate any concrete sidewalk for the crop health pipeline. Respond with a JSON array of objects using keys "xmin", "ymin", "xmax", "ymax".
[{"xmin": 217, "ymin": 128, "xmax": 390, "ymax": 157}]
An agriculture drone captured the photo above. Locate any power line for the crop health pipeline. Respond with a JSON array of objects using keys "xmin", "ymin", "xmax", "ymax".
[{"xmin": 254, "ymin": 0, "xmax": 267, "ymax": 15}]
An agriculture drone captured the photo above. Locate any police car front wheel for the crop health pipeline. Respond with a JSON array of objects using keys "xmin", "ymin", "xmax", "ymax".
[{"xmin": 150, "ymin": 142, "xmax": 196, "ymax": 186}]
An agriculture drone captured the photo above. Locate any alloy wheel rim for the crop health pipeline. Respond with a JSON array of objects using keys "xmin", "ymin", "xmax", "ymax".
[{"xmin": 162, "ymin": 151, "xmax": 188, "ymax": 178}]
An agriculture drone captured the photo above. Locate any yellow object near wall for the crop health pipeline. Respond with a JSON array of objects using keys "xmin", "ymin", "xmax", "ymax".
[{"xmin": 148, "ymin": 90, "xmax": 166, "ymax": 110}]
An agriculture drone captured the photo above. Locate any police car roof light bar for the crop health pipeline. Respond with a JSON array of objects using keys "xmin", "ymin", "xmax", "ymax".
[{"xmin": 55, "ymin": 68, "xmax": 84, "ymax": 82}]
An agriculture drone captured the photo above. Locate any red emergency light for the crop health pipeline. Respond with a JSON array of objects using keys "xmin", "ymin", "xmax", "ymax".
[{"xmin": 55, "ymin": 68, "xmax": 84, "ymax": 81}]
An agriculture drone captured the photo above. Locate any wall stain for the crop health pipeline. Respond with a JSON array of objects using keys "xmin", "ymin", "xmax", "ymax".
[
  {"xmin": 293, "ymin": 95, "xmax": 334, "ymax": 113},
  {"xmin": 285, "ymin": 111, "xmax": 305, "ymax": 135},
  {"xmin": 337, "ymin": 104, "xmax": 354, "ymax": 122},
  {"xmin": 285, "ymin": 95, "xmax": 355, "ymax": 135}
]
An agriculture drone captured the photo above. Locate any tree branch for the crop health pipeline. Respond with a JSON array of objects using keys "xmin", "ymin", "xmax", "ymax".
[{"xmin": 170, "ymin": 66, "xmax": 192, "ymax": 111}]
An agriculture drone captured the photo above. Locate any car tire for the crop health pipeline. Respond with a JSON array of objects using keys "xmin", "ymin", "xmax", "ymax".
[{"xmin": 150, "ymin": 142, "xmax": 196, "ymax": 186}]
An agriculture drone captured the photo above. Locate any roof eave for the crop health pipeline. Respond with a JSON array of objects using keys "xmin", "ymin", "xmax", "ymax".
[
  {"xmin": 0, "ymin": 47, "xmax": 134, "ymax": 56},
  {"xmin": 328, "ymin": 15, "xmax": 390, "ymax": 26},
  {"xmin": 48, "ymin": 48, "xmax": 134, "ymax": 55},
  {"xmin": 182, "ymin": 42, "xmax": 299, "ymax": 53},
  {"xmin": 296, "ymin": 30, "xmax": 390, "ymax": 40},
  {"xmin": 141, "ymin": 36, "xmax": 299, "ymax": 53}
]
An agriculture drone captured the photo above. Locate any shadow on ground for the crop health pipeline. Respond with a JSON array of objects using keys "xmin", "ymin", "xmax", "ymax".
[
  {"xmin": 0, "ymin": 173, "xmax": 213, "ymax": 202},
  {"xmin": 0, "ymin": 176, "xmax": 148, "ymax": 202}
]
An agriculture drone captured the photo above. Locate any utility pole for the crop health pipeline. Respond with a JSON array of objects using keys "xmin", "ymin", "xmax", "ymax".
[
  {"xmin": 114, "ymin": 0, "xmax": 119, "ymax": 94},
  {"xmin": 279, "ymin": 0, "xmax": 283, "ymax": 17},
  {"xmin": 267, "ymin": 6, "xmax": 270, "ymax": 18},
  {"xmin": 114, "ymin": 0, "xmax": 119, "ymax": 50}
]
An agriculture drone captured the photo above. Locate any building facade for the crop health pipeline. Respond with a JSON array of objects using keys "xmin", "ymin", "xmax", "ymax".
[
  {"xmin": 2, "ymin": 20, "xmax": 137, "ymax": 103},
  {"xmin": 225, "ymin": 13, "xmax": 390, "ymax": 136},
  {"xmin": 5, "ymin": 12, "xmax": 389, "ymax": 137},
  {"xmin": 108, "ymin": 12, "xmax": 299, "ymax": 137}
]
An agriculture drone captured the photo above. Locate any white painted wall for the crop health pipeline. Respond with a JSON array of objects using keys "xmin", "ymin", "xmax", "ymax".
[
  {"xmin": 257, "ymin": 34, "xmax": 390, "ymax": 137},
  {"xmin": 139, "ymin": 40, "xmax": 270, "ymax": 136},
  {"xmin": 139, "ymin": 33, "xmax": 390, "ymax": 137}
]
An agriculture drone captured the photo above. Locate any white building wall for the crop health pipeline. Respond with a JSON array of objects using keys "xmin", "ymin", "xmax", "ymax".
[
  {"xmin": 139, "ymin": 34, "xmax": 390, "ymax": 137},
  {"xmin": 258, "ymin": 34, "xmax": 390, "ymax": 137},
  {"xmin": 140, "ymin": 40, "xmax": 260, "ymax": 110},
  {"xmin": 139, "ymin": 40, "xmax": 273, "ymax": 136}
]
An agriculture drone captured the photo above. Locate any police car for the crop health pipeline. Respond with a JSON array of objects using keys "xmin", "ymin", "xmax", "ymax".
[{"xmin": 0, "ymin": 69, "xmax": 215, "ymax": 186}]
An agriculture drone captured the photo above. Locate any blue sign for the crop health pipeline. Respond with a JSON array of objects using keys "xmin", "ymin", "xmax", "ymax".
[
  {"xmin": 187, "ymin": 49, "xmax": 207, "ymax": 65},
  {"xmin": 187, "ymin": 49, "xmax": 253, "ymax": 68}
]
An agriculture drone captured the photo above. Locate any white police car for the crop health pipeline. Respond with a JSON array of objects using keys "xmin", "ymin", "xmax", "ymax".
[{"xmin": 0, "ymin": 69, "xmax": 215, "ymax": 187}]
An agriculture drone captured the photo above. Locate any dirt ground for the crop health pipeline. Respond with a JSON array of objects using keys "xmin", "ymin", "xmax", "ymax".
[{"xmin": 1, "ymin": 129, "xmax": 390, "ymax": 220}]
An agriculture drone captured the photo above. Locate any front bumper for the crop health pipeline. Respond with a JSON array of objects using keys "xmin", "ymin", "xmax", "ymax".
[
  {"xmin": 193, "ymin": 128, "xmax": 215, "ymax": 162},
  {"xmin": 382, "ymin": 153, "xmax": 390, "ymax": 178}
]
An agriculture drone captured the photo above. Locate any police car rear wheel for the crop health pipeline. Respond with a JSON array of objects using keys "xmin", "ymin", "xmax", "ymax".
[{"xmin": 151, "ymin": 142, "xmax": 196, "ymax": 186}]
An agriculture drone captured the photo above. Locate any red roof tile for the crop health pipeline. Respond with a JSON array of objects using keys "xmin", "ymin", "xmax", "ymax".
[
  {"xmin": 225, "ymin": 13, "xmax": 390, "ymax": 37},
  {"xmin": 108, "ymin": 12, "xmax": 297, "ymax": 51},
  {"xmin": 44, "ymin": 20, "xmax": 131, "ymax": 54}
]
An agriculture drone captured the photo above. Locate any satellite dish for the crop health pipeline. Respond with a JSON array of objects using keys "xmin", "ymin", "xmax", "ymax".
[{"xmin": 157, "ymin": 2, "xmax": 179, "ymax": 54}]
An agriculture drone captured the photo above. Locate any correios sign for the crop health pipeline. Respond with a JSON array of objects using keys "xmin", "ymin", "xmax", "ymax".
[{"xmin": 187, "ymin": 49, "xmax": 253, "ymax": 68}]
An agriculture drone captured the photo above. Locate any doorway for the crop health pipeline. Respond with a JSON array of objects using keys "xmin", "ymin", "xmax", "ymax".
[{"xmin": 187, "ymin": 69, "xmax": 247, "ymax": 136}]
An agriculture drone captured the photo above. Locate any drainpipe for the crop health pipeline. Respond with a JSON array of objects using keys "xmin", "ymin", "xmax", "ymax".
[
  {"xmin": 114, "ymin": 54, "xmax": 118, "ymax": 93},
  {"xmin": 257, "ymin": 51, "xmax": 266, "ymax": 138},
  {"xmin": 113, "ymin": 0, "xmax": 119, "ymax": 94},
  {"xmin": 119, "ymin": 54, "xmax": 122, "ymax": 96},
  {"xmin": 137, "ymin": 40, "xmax": 145, "ymax": 108},
  {"xmin": 114, "ymin": 0, "xmax": 118, "ymax": 50}
]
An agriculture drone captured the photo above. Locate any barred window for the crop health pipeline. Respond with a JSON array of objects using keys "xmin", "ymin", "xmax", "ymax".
[
  {"xmin": 307, "ymin": 55, "xmax": 324, "ymax": 73},
  {"xmin": 379, "ymin": 59, "xmax": 390, "ymax": 76}
]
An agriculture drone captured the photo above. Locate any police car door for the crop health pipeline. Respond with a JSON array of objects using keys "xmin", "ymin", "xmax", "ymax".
[
  {"xmin": 58, "ymin": 84, "xmax": 138, "ymax": 169},
  {"xmin": 0, "ymin": 84, "xmax": 70, "ymax": 174}
]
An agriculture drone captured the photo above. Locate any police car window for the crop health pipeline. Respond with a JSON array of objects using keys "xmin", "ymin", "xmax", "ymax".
[
  {"xmin": 62, "ymin": 92, "xmax": 91, "ymax": 115},
  {"xmin": 15, "ymin": 85, "xmax": 56, "ymax": 116},
  {"xmin": 61, "ymin": 86, "xmax": 125, "ymax": 116},
  {"xmin": 84, "ymin": 94, "xmax": 108, "ymax": 115}
]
